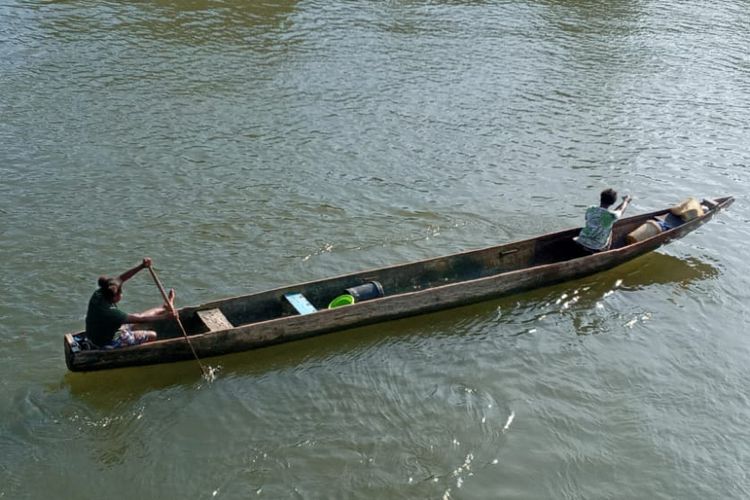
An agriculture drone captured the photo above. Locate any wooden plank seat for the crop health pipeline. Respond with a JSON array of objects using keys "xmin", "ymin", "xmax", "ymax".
[
  {"xmin": 284, "ymin": 292, "xmax": 317, "ymax": 315},
  {"xmin": 196, "ymin": 308, "xmax": 234, "ymax": 332}
]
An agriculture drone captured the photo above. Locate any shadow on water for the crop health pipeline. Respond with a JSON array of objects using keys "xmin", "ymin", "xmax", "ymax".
[
  {"xmin": 59, "ymin": 361, "xmax": 209, "ymax": 411},
  {"xmin": 61, "ymin": 251, "xmax": 718, "ymax": 402}
]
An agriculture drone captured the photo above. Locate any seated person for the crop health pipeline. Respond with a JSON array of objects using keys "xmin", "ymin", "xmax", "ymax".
[
  {"xmin": 85, "ymin": 258, "xmax": 176, "ymax": 349},
  {"xmin": 574, "ymin": 188, "xmax": 632, "ymax": 252}
]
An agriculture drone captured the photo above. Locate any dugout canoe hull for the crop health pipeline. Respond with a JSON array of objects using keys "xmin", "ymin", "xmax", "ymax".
[{"xmin": 65, "ymin": 196, "xmax": 733, "ymax": 372}]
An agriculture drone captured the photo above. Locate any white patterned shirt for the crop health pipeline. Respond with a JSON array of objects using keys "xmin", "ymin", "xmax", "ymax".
[{"xmin": 574, "ymin": 206, "xmax": 621, "ymax": 251}]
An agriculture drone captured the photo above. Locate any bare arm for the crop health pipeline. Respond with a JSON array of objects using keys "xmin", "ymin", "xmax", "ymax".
[
  {"xmin": 118, "ymin": 257, "xmax": 152, "ymax": 284},
  {"xmin": 124, "ymin": 288, "xmax": 176, "ymax": 324},
  {"xmin": 614, "ymin": 195, "xmax": 632, "ymax": 216}
]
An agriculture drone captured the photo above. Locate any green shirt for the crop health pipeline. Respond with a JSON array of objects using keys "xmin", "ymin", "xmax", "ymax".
[{"xmin": 85, "ymin": 289, "xmax": 128, "ymax": 347}]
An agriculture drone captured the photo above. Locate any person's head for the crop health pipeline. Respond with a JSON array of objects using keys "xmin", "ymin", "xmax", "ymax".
[
  {"xmin": 600, "ymin": 188, "xmax": 617, "ymax": 207},
  {"xmin": 98, "ymin": 276, "xmax": 123, "ymax": 303}
]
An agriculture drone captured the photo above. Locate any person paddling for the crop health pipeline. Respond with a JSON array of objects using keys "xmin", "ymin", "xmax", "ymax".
[
  {"xmin": 574, "ymin": 188, "xmax": 632, "ymax": 252},
  {"xmin": 85, "ymin": 258, "xmax": 176, "ymax": 349}
]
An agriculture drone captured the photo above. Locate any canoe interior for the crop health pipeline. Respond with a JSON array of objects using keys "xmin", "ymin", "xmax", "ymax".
[
  {"xmin": 139, "ymin": 197, "xmax": 730, "ymax": 339},
  {"xmin": 66, "ymin": 196, "xmax": 732, "ymax": 367}
]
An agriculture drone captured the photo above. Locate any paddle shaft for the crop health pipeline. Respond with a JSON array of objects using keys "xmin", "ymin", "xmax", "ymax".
[{"xmin": 147, "ymin": 266, "xmax": 208, "ymax": 377}]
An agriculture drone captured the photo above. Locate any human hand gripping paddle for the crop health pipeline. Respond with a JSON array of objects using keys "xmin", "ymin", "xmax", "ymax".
[{"xmin": 145, "ymin": 263, "xmax": 212, "ymax": 380}]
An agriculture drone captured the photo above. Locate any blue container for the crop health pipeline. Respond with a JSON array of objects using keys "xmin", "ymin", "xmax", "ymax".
[{"xmin": 345, "ymin": 281, "xmax": 384, "ymax": 302}]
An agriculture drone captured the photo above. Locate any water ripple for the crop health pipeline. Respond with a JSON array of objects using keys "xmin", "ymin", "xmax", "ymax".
[{"xmin": 2, "ymin": 0, "xmax": 750, "ymax": 498}]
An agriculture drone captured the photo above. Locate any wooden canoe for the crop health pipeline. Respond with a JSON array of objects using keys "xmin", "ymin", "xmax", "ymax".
[{"xmin": 65, "ymin": 196, "xmax": 733, "ymax": 372}]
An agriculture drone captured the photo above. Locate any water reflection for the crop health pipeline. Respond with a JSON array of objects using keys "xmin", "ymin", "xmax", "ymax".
[
  {"xmin": 31, "ymin": 0, "xmax": 298, "ymax": 44},
  {"xmin": 538, "ymin": 0, "xmax": 642, "ymax": 21},
  {"xmin": 61, "ymin": 361, "xmax": 208, "ymax": 410},
  {"xmin": 558, "ymin": 252, "xmax": 718, "ymax": 295},
  {"xmin": 508, "ymin": 251, "xmax": 721, "ymax": 338}
]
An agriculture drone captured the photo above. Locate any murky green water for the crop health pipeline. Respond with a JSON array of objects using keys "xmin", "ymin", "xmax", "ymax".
[{"xmin": 2, "ymin": 0, "xmax": 749, "ymax": 498}]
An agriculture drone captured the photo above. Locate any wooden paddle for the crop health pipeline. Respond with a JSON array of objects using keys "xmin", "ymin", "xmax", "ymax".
[{"xmin": 147, "ymin": 266, "xmax": 210, "ymax": 379}]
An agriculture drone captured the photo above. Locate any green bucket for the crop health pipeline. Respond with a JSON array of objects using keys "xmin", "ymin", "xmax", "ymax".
[{"xmin": 328, "ymin": 294, "xmax": 355, "ymax": 309}]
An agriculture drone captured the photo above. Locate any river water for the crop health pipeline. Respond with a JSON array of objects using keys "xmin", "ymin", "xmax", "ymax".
[{"xmin": 1, "ymin": 0, "xmax": 749, "ymax": 498}]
